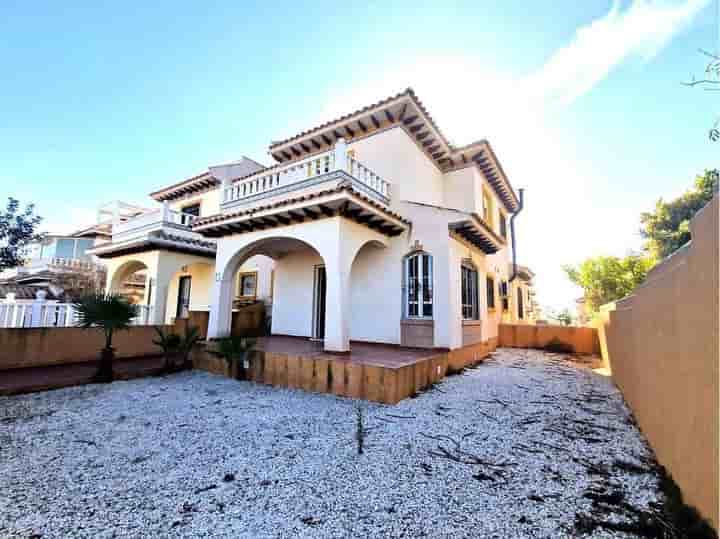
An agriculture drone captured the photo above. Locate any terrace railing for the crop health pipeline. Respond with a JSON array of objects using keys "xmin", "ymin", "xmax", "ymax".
[
  {"xmin": 222, "ymin": 139, "xmax": 391, "ymax": 208},
  {"xmin": 111, "ymin": 204, "xmax": 202, "ymax": 243},
  {"xmin": 0, "ymin": 298, "xmax": 154, "ymax": 328}
]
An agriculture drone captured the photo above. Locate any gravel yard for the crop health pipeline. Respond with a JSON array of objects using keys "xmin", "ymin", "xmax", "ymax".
[{"xmin": 1, "ymin": 348, "xmax": 665, "ymax": 538}]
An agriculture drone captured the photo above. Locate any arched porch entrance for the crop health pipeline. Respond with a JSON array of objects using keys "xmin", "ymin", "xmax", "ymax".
[{"xmin": 207, "ymin": 219, "xmax": 389, "ymax": 352}]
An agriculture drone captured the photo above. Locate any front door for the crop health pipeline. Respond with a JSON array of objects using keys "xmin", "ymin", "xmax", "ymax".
[
  {"xmin": 312, "ymin": 265, "xmax": 326, "ymax": 340},
  {"xmin": 176, "ymin": 276, "xmax": 192, "ymax": 319}
]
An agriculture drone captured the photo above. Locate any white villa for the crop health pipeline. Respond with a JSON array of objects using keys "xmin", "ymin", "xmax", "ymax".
[{"xmin": 89, "ymin": 89, "xmax": 534, "ymax": 354}]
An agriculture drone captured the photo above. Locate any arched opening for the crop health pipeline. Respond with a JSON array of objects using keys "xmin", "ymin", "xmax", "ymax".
[
  {"xmin": 108, "ymin": 260, "xmax": 151, "ymax": 323},
  {"xmin": 216, "ymin": 237, "xmax": 327, "ymax": 340},
  {"xmin": 349, "ymin": 239, "xmax": 394, "ymax": 343},
  {"xmin": 109, "ymin": 260, "xmax": 149, "ymax": 304}
]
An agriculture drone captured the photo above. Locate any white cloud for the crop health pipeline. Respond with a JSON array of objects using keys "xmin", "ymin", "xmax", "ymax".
[
  {"xmin": 316, "ymin": 1, "xmax": 705, "ymax": 312},
  {"xmin": 528, "ymin": 0, "xmax": 710, "ymax": 104}
]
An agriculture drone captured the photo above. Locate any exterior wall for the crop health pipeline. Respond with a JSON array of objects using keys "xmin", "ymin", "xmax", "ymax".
[
  {"xmin": 348, "ymin": 126, "xmax": 444, "ymax": 209},
  {"xmin": 595, "ymin": 195, "xmax": 719, "ymax": 530},
  {"xmin": 167, "ymin": 188, "xmax": 221, "ymax": 218},
  {"xmin": 0, "ymin": 325, "xmax": 170, "ymax": 369},
  {"xmin": 442, "ymin": 167, "xmax": 476, "ymax": 213},
  {"xmin": 272, "ymin": 248, "xmax": 322, "ymax": 337},
  {"xmin": 165, "ymin": 261, "xmax": 215, "ymax": 322},
  {"xmin": 105, "ymin": 250, "xmax": 216, "ymax": 324}
]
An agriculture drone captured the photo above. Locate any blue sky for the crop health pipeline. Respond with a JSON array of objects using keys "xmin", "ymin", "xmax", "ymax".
[{"xmin": 1, "ymin": 0, "xmax": 717, "ymax": 312}]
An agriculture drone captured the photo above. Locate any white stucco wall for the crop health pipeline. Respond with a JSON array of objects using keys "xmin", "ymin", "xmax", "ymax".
[
  {"xmin": 272, "ymin": 249, "xmax": 322, "ymax": 337},
  {"xmin": 348, "ymin": 126, "xmax": 444, "ymax": 209},
  {"xmin": 165, "ymin": 261, "xmax": 215, "ymax": 322},
  {"xmin": 167, "ymin": 188, "xmax": 221, "ymax": 218}
]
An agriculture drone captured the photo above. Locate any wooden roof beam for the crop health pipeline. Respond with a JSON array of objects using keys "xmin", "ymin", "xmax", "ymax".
[
  {"xmin": 357, "ymin": 119, "xmax": 368, "ymax": 133},
  {"xmin": 385, "ymin": 109, "xmax": 395, "ymax": 123},
  {"xmin": 370, "ymin": 114, "xmax": 381, "ymax": 129},
  {"xmin": 321, "ymin": 133, "xmax": 332, "ymax": 145}
]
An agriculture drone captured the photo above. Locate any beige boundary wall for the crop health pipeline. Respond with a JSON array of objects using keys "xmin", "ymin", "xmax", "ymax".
[
  {"xmin": 595, "ymin": 195, "xmax": 719, "ymax": 530},
  {"xmin": 498, "ymin": 323, "xmax": 599, "ymax": 355},
  {"xmin": 0, "ymin": 325, "xmax": 174, "ymax": 370}
]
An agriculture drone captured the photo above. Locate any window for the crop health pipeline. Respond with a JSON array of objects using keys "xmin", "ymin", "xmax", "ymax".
[
  {"xmin": 482, "ymin": 191, "xmax": 492, "ymax": 223},
  {"xmin": 176, "ymin": 276, "xmax": 192, "ymax": 319},
  {"xmin": 461, "ymin": 263, "xmax": 479, "ymax": 319},
  {"xmin": 239, "ymin": 272, "xmax": 258, "ymax": 298},
  {"xmin": 55, "ymin": 239, "xmax": 75, "ymax": 259},
  {"xmin": 486, "ymin": 276, "xmax": 496, "ymax": 310},
  {"xmin": 182, "ymin": 203, "xmax": 201, "ymax": 217},
  {"xmin": 499, "ymin": 212, "xmax": 507, "ymax": 238},
  {"xmin": 500, "ymin": 280, "xmax": 509, "ymax": 311},
  {"xmin": 405, "ymin": 252, "xmax": 433, "ymax": 318},
  {"xmin": 74, "ymin": 239, "xmax": 95, "ymax": 259},
  {"xmin": 517, "ymin": 287, "xmax": 524, "ymax": 319}
]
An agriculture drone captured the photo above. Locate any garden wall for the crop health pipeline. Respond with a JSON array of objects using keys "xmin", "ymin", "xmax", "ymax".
[
  {"xmin": 0, "ymin": 325, "xmax": 174, "ymax": 370},
  {"xmin": 498, "ymin": 323, "xmax": 599, "ymax": 355},
  {"xmin": 596, "ymin": 195, "xmax": 718, "ymax": 530}
]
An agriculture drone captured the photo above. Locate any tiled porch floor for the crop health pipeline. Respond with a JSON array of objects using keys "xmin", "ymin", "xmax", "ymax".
[{"xmin": 256, "ymin": 335, "xmax": 439, "ymax": 368}]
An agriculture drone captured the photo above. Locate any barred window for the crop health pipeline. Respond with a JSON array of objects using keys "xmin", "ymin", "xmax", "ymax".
[
  {"xmin": 461, "ymin": 263, "xmax": 479, "ymax": 320},
  {"xmin": 405, "ymin": 252, "xmax": 433, "ymax": 318},
  {"xmin": 486, "ymin": 276, "xmax": 496, "ymax": 310}
]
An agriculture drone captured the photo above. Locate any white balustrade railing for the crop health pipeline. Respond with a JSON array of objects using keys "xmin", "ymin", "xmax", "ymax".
[
  {"xmin": 111, "ymin": 204, "xmax": 198, "ymax": 241},
  {"xmin": 0, "ymin": 300, "xmax": 155, "ymax": 328},
  {"xmin": 347, "ymin": 156, "xmax": 390, "ymax": 198},
  {"xmin": 223, "ymin": 139, "xmax": 391, "ymax": 205}
]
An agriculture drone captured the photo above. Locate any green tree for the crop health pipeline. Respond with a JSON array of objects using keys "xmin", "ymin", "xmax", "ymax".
[
  {"xmin": 562, "ymin": 254, "xmax": 654, "ymax": 313},
  {"xmin": 74, "ymin": 293, "xmax": 137, "ymax": 383},
  {"xmin": 0, "ymin": 198, "xmax": 43, "ymax": 271},
  {"xmin": 548, "ymin": 308, "xmax": 574, "ymax": 326},
  {"xmin": 640, "ymin": 169, "xmax": 719, "ymax": 260}
]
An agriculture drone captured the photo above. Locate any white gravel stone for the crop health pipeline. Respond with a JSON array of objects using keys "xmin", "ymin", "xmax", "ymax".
[{"xmin": 0, "ymin": 348, "xmax": 663, "ymax": 538}]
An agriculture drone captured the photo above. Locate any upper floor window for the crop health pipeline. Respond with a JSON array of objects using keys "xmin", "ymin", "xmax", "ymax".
[
  {"xmin": 499, "ymin": 212, "xmax": 507, "ymax": 238},
  {"xmin": 461, "ymin": 262, "xmax": 479, "ymax": 320},
  {"xmin": 405, "ymin": 252, "xmax": 433, "ymax": 318},
  {"xmin": 486, "ymin": 275, "xmax": 496, "ymax": 310},
  {"xmin": 182, "ymin": 203, "xmax": 201, "ymax": 217},
  {"xmin": 482, "ymin": 191, "xmax": 492, "ymax": 223}
]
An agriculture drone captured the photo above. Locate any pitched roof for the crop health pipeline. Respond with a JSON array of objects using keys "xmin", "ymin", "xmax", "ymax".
[{"xmin": 266, "ymin": 88, "xmax": 520, "ymax": 212}]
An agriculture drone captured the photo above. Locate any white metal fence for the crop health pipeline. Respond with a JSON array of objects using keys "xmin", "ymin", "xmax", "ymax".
[{"xmin": 0, "ymin": 300, "xmax": 154, "ymax": 329}]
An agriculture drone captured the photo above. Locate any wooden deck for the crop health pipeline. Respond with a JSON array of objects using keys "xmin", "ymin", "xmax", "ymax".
[{"xmin": 193, "ymin": 335, "xmax": 497, "ymax": 404}]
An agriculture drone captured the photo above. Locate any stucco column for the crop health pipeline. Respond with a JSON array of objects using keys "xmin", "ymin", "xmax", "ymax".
[
  {"xmin": 207, "ymin": 275, "xmax": 234, "ymax": 339},
  {"xmin": 321, "ymin": 219, "xmax": 352, "ymax": 353},
  {"xmin": 323, "ymin": 264, "xmax": 351, "ymax": 352}
]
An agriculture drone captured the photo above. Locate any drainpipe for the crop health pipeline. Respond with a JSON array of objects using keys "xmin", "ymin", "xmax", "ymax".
[{"xmin": 508, "ymin": 188, "xmax": 525, "ymax": 283}]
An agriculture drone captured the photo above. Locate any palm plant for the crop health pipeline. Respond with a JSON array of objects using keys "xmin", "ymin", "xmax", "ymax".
[
  {"xmin": 74, "ymin": 293, "xmax": 137, "ymax": 383},
  {"xmin": 210, "ymin": 336, "xmax": 256, "ymax": 380},
  {"xmin": 153, "ymin": 326, "xmax": 183, "ymax": 374},
  {"xmin": 179, "ymin": 325, "xmax": 201, "ymax": 370}
]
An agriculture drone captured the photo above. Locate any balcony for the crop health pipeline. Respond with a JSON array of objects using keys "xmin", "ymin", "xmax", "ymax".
[
  {"xmin": 221, "ymin": 140, "xmax": 391, "ymax": 211},
  {"xmin": 89, "ymin": 205, "xmax": 216, "ymax": 259},
  {"xmin": 111, "ymin": 206, "xmax": 200, "ymax": 243}
]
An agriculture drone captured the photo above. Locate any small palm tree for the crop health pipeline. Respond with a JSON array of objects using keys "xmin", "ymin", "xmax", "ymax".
[
  {"xmin": 179, "ymin": 325, "xmax": 201, "ymax": 370},
  {"xmin": 210, "ymin": 336, "xmax": 256, "ymax": 380},
  {"xmin": 74, "ymin": 293, "xmax": 137, "ymax": 383},
  {"xmin": 153, "ymin": 326, "xmax": 183, "ymax": 374}
]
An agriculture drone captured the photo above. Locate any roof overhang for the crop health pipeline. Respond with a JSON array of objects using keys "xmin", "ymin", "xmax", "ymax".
[
  {"xmin": 449, "ymin": 214, "xmax": 506, "ymax": 254},
  {"xmin": 193, "ymin": 185, "xmax": 410, "ymax": 239},
  {"xmin": 266, "ymin": 88, "xmax": 520, "ymax": 213},
  {"xmin": 89, "ymin": 232, "xmax": 216, "ymax": 259},
  {"xmin": 150, "ymin": 172, "xmax": 220, "ymax": 202}
]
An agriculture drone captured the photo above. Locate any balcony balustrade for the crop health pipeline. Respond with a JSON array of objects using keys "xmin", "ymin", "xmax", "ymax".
[{"xmin": 222, "ymin": 139, "xmax": 391, "ymax": 210}]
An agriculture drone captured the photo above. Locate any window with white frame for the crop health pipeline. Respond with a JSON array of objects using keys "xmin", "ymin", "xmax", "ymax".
[
  {"xmin": 405, "ymin": 252, "xmax": 433, "ymax": 318},
  {"xmin": 461, "ymin": 262, "xmax": 479, "ymax": 320}
]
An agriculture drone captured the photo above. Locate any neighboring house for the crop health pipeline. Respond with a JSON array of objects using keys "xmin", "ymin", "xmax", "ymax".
[
  {"xmin": 89, "ymin": 88, "xmax": 532, "ymax": 354},
  {"xmin": 504, "ymin": 264, "xmax": 539, "ymax": 324},
  {"xmin": 0, "ymin": 201, "xmax": 151, "ymax": 301}
]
